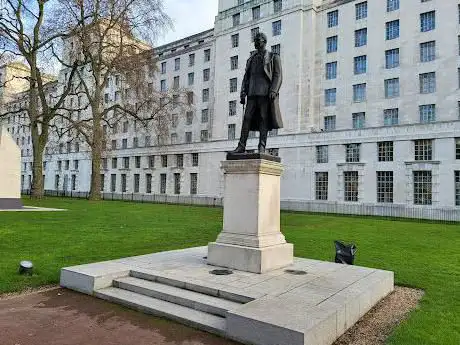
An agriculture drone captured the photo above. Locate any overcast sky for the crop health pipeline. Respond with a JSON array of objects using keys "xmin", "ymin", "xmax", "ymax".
[{"xmin": 156, "ymin": 0, "xmax": 219, "ymax": 46}]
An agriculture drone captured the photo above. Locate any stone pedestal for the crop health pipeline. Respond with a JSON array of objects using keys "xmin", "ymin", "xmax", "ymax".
[
  {"xmin": 0, "ymin": 126, "xmax": 22, "ymax": 209},
  {"xmin": 208, "ymin": 156, "xmax": 293, "ymax": 273}
]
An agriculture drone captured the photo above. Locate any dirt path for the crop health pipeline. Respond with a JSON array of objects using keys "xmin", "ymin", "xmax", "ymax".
[{"xmin": 0, "ymin": 286, "xmax": 422, "ymax": 345}]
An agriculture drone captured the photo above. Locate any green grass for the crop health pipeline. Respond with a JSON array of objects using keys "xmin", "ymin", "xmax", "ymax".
[{"xmin": 1, "ymin": 197, "xmax": 459, "ymax": 344}]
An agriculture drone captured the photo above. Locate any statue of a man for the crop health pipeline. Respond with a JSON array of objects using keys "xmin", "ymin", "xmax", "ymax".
[{"xmin": 231, "ymin": 32, "xmax": 283, "ymax": 154}]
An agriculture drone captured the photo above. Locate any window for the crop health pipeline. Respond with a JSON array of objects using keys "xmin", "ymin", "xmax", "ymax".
[
  {"xmin": 176, "ymin": 154, "xmax": 183, "ymax": 168},
  {"xmin": 274, "ymin": 0, "xmax": 282, "ymax": 13},
  {"xmin": 161, "ymin": 62, "xmax": 166, "ymax": 74},
  {"xmin": 192, "ymin": 153, "xmax": 199, "ymax": 166},
  {"xmin": 384, "ymin": 109, "xmax": 399, "ymax": 126},
  {"xmin": 134, "ymin": 156, "xmax": 141, "ymax": 169},
  {"xmin": 456, "ymin": 138, "xmax": 460, "ymax": 159},
  {"xmin": 355, "ymin": 28, "xmax": 367, "ymax": 47},
  {"xmin": 324, "ymin": 115, "xmax": 336, "ymax": 131},
  {"xmin": 344, "ymin": 171, "xmax": 359, "ymax": 202},
  {"xmin": 122, "ymin": 139, "xmax": 128, "ymax": 149},
  {"xmin": 353, "ymin": 84, "xmax": 366, "ymax": 103},
  {"xmin": 378, "ymin": 141, "xmax": 394, "ymax": 161},
  {"xmin": 230, "ymin": 56, "xmax": 239, "ymax": 71},
  {"xmin": 204, "ymin": 49, "xmax": 211, "ymax": 62},
  {"xmin": 352, "ymin": 112, "xmax": 365, "ymax": 129},
  {"xmin": 190, "ymin": 173, "xmax": 198, "ymax": 195},
  {"xmin": 174, "ymin": 58, "xmax": 180, "ymax": 71},
  {"xmin": 185, "ymin": 132, "xmax": 192, "ymax": 143},
  {"xmin": 327, "ymin": 36, "xmax": 338, "ymax": 53},
  {"xmin": 419, "ymin": 104, "xmax": 436, "ymax": 123},
  {"xmin": 173, "ymin": 76, "xmax": 179, "ymax": 89},
  {"xmin": 187, "ymin": 92, "xmax": 194, "ymax": 105},
  {"xmin": 189, "ymin": 53, "xmax": 195, "ymax": 66},
  {"xmin": 272, "ymin": 20, "xmax": 282, "ymax": 36},
  {"xmin": 325, "ymin": 88, "xmax": 336, "ymax": 106},
  {"xmin": 160, "ymin": 79, "xmax": 168, "ymax": 92},
  {"xmin": 201, "ymin": 130, "xmax": 209, "ymax": 142},
  {"xmin": 233, "ymin": 13, "xmax": 240, "ymax": 27},
  {"xmin": 316, "ymin": 146, "xmax": 328, "ymax": 163},
  {"xmin": 346, "ymin": 143, "xmax": 360, "ymax": 163},
  {"xmin": 122, "ymin": 157, "xmax": 129, "ymax": 169},
  {"xmin": 271, "ymin": 44, "xmax": 280, "ymax": 55},
  {"xmin": 148, "ymin": 155, "xmax": 155, "ymax": 169},
  {"xmin": 387, "ymin": 0, "xmax": 399, "ymax": 12},
  {"xmin": 110, "ymin": 174, "xmax": 116, "ymax": 192},
  {"xmin": 201, "ymin": 109, "xmax": 209, "ymax": 123},
  {"xmin": 326, "ymin": 62, "xmax": 337, "ymax": 80},
  {"xmin": 421, "ymin": 11, "xmax": 435, "ymax": 32},
  {"xmin": 171, "ymin": 133, "xmax": 177, "ymax": 144},
  {"xmin": 121, "ymin": 174, "xmax": 127, "ymax": 192},
  {"xmin": 414, "ymin": 139, "xmax": 433, "ymax": 161},
  {"xmin": 230, "ymin": 78, "xmax": 238, "ymax": 93},
  {"xmin": 186, "ymin": 111, "xmax": 193, "ymax": 125},
  {"xmin": 228, "ymin": 124, "xmax": 236, "ymax": 140},
  {"xmin": 111, "ymin": 140, "xmax": 117, "ymax": 150},
  {"xmin": 133, "ymin": 174, "xmax": 140, "ymax": 193},
  {"xmin": 160, "ymin": 174, "xmax": 167, "ymax": 194},
  {"xmin": 74, "ymin": 160, "xmax": 79, "ymax": 170},
  {"xmin": 377, "ymin": 172, "xmax": 393, "ymax": 203},
  {"xmin": 133, "ymin": 137, "xmax": 139, "ymax": 148},
  {"xmin": 420, "ymin": 41, "xmax": 435, "ymax": 62},
  {"xmin": 203, "ymin": 68, "xmax": 210, "ymax": 81},
  {"xmin": 455, "ymin": 171, "xmax": 460, "ymax": 206},
  {"xmin": 251, "ymin": 27, "xmax": 260, "ymax": 42},
  {"xmin": 327, "ymin": 10, "xmax": 338, "ymax": 28},
  {"xmin": 315, "ymin": 172, "xmax": 328, "ymax": 201},
  {"xmin": 161, "ymin": 155, "xmax": 168, "ymax": 167},
  {"xmin": 355, "ymin": 2, "xmax": 367, "ymax": 20},
  {"xmin": 65, "ymin": 160, "xmax": 70, "ymax": 170},
  {"xmin": 229, "ymin": 100, "xmax": 237, "ymax": 116},
  {"xmin": 252, "ymin": 6, "xmax": 260, "ymax": 20},
  {"xmin": 202, "ymin": 88, "xmax": 209, "ymax": 102},
  {"xmin": 100, "ymin": 174, "xmax": 105, "ymax": 192},
  {"xmin": 188, "ymin": 72, "xmax": 194, "ymax": 86},
  {"xmin": 111, "ymin": 158, "xmax": 117, "ymax": 169},
  {"xmin": 420, "ymin": 72, "xmax": 436, "ymax": 94},
  {"xmin": 413, "ymin": 171, "xmax": 432, "ymax": 205},
  {"xmin": 146, "ymin": 174, "xmax": 152, "ymax": 193},
  {"xmin": 385, "ymin": 78, "xmax": 400, "ymax": 98},
  {"xmin": 231, "ymin": 34, "xmax": 239, "ymax": 48},
  {"xmin": 385, "ymin": 49, "xmax": 399, "ymax": 69},
  {"xmin": 386, "ymin": 20, "xmax": 399, "ymax": 40},
  {"xmin": 354, "ymin": 55, "xmax": 367, "ymax": 74}
]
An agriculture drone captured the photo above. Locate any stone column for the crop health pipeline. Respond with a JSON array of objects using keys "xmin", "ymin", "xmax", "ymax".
[{"xmin": 207, "ymin": 157, "xmax": 293, "ymax": 273}]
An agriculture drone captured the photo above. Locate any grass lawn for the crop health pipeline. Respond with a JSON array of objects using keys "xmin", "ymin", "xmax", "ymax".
[{"xmin": 0, "ymin": 197, "xmax": 459, "ymax": 345}]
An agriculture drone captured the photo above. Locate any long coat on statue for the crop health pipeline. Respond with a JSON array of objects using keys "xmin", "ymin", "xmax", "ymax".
[{"xmin": 240, "ymin": 50, "xmax": 284, "ymax": 131}]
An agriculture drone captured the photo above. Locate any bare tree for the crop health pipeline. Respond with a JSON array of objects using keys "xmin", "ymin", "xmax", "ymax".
[
  {"xmin": 0, "ymin": 0, "xmax": 79, "ymax": 198},
  {"xmin": 53, "ymin": 0, "xmax": 174, "ymax": 200}
]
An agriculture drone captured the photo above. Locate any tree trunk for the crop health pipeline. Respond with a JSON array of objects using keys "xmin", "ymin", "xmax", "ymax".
[
  {"xmin": 30, "ymin": 142, "xmax": 44, "ymax": 199},
  {"xmin": 29, "ymin": 80, "xmax": 45, "ymax": 199},
  {"xmin": 88, "ymin": 106, "xmax": 102, "ymax": 201}
]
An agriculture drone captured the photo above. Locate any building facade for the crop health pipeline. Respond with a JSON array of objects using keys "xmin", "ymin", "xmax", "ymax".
[{"xmin": 2, "ymin": 0, "xmax": 460, "ymax": 218}]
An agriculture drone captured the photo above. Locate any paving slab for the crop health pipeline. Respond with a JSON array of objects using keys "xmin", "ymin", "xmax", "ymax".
[{"xmin": 60, "ymin": 246, "xmax": 394, "ymax": 345}]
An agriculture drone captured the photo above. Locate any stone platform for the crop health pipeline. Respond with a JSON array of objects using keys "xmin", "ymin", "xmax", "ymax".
[{"xmin": 60, "ymin": 247, "xmax": 394, "ymax": 345}]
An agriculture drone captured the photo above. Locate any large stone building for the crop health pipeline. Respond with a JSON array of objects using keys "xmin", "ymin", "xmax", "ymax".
[{"xmin": 2, "ymin": 0, "xmax": 460, "ymax": 219}]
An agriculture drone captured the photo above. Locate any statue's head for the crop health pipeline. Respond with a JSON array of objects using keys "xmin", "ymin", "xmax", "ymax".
[{"xmin": 254, "ymin": 32, "xmax": 267, "ymax": 51}]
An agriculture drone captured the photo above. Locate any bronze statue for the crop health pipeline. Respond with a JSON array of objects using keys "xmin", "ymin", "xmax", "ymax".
[{"xmin": 231, "ymin": 32, "xmax": 283, "ymax": 154}]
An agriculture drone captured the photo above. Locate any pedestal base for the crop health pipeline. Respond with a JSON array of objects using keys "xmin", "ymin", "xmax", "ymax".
[{"xmin": 208, "ymin": 242, "xmax": 294, "ymax": 274}]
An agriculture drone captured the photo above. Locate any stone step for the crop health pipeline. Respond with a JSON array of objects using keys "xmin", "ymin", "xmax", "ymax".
[
  {"xmin": 130, "ymin": 269, "xmax": 255, "ymax": 303},
  {"xmin": 95, "ymin": 287, "xmax": 226, "ymax": 336},
  {"xmin": 114, "ymin": 276, "xmax": 242, "ymax": 317}
]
